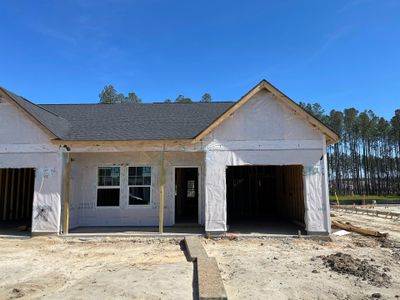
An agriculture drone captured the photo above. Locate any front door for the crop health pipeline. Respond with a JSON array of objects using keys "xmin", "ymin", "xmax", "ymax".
[{"xmin": 175, "ymin": 168, "xmax": 198, "ymax": 223}]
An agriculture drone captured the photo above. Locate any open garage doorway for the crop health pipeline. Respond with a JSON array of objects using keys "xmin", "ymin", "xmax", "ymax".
[
  {"xmin": 0, "ymin": 168, "xmax": 35, "ymax": 236},
  {"xmin": 226, "ymin": 165, "xmax": 305, "ymax": 235}
]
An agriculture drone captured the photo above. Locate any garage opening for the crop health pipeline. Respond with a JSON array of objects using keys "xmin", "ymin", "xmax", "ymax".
[
  {"xmin": 226, "ymin": 165, "xmax": 305, "ymax": 234},
  {"xmin": 0, "ymin": 168, "xmax": 35, "ymax": 235}
]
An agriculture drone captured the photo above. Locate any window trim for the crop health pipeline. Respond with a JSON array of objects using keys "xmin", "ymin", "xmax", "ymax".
[
  {"xmin": 96, "ymin": 166, "xmax": 121, "ymax": 208},
  {"xmin": 127, "ymin": 165, "xmax": 152, "ymax": 207}
]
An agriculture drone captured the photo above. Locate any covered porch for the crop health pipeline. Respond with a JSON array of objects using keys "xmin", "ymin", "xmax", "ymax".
[{"xmin": 63, "ymin": 147, "xmax": 206, "ymax": 234}]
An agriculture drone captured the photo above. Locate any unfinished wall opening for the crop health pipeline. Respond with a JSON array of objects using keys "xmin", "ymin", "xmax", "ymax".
[
  {"xmin": 175, "ymin": 167, "xmax": 199, "ymax": 224},
  {"xmin": 0, "ymin": 168, "xmax": 35, "ymax": 234},
  {"xmin": 226, "ymin": 165, "xmax": 305, "ymax": 234}
]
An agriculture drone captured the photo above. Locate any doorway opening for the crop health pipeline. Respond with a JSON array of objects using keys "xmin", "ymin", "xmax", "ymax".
[
  {"xmin": 175, "ymin": 167, "xmax": 199, "ymax": 224},
  {"xmin": 0, "ymin": 168, "xmax": 35, "ymax": 235},
  {"xmin": 226, "ymin": 165, "xmax": 305, "ymax": 234}
]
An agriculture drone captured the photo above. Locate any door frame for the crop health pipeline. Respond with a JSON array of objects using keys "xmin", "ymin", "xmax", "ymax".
[{"xmin": 172, "ymin": 166, "xmax": 201, "ymax": 225}]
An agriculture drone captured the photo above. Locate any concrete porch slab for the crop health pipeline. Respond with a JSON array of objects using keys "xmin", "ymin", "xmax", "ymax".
[{"xmin": 67, "ymin": 225, "xmax": 204, "ymax": 237}]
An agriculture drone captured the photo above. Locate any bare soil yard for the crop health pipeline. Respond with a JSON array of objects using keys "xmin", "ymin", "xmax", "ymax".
[
  {"xmin": 203, "ymin": 234, "xmax": 400, "ymax": 300},
  {"xmin": 0, "ymin": 208, "xmax": 399, "ymax": 300},
  {"xmin": 0, "ymin": 237, "xmax": 193, "ymax": 300}
]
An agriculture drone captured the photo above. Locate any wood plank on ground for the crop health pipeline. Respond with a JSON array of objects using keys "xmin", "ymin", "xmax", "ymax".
[{"xmin": 332, "ymin": 220, "xmax": 388, "ymax": 238}]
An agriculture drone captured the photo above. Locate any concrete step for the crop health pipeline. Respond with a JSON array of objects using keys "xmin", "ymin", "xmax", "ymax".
[
  {"xmin": 197, "ymin": 256, "xmax": 228, "ymax": 300},
  {"xmin": 184, "ymin": 236, "xmax": 208, "ymax": 261}
]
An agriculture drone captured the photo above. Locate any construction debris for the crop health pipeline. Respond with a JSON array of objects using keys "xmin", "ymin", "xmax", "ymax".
[
  {"xmin": 333, "ymin": 229, "xmax": 350, "ymax": 236},
  {"xmin": 332, "ymin": 220, "xmax": 388, "ymax": 238},
  {"xmin": 319, "ymin": 252, "xmax": 392, "ymax": 287},
  {"xmin": 331, "ymin": 205, "xmax": 400, "ymax": 221}
]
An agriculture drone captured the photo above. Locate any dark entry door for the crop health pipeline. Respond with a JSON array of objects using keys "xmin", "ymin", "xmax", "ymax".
[{"xmin": 175, "ymin": 168, "xmax": 198, "ymax": 223}]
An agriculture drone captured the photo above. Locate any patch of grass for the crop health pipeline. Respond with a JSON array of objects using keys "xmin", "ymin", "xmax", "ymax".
[{"xmin": 329, "ymin": 195, "xmax": 400, "ymax": 201}]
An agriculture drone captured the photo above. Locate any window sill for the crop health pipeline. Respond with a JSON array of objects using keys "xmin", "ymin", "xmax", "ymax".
[{"xmin": 126, "ymin": 204, "xmax": 153, "ymax": 208}]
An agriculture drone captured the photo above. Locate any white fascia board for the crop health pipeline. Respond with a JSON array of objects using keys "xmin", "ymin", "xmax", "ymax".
[
  {"xmin": 203, "ymin": 139, "xmax": 323, "ymax": 152},
  {"xmin": 0, "ymin": 144, "xmax": 59, "ymax": 153}
]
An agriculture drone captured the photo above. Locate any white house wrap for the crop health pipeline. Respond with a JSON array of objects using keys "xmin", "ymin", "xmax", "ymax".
[{"xmin": 0, "ymin": 80, "xmax": 338, "ymax": 235}]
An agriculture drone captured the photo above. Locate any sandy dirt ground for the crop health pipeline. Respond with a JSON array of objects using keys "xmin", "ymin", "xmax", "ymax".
[
  {"xmin": 1, "ymin": 208, "xmax": 399, "ymax": 300},
  {"xmin": 203, "ymin": 209, "xmax": 400, "ymax": 300},
  {"xmin": 0, "ymin": 237, "xmax": 193, "ymax": 300},
  {"xmin": 204, "ymin": 235, "xmax": 400, "ymax": 300}
]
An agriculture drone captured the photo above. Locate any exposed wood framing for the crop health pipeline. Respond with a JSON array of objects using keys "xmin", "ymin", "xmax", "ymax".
[
  {"xmin": 159, "ymin": 149, "xmax": 165, "ymax": 233},
  {"xmin": 226, "ymin": 165, "xmax": 305, "ymax": 223},
  {"xmin": 0, "ymin": 168, "xmax": 35, "ymax": 223},
  {"xmin": 63, "ymin": 153, "xmax": 72, "ymax": 234}
]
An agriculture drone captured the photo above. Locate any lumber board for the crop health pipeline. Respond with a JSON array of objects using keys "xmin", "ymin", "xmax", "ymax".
[
  {"xmin": 332, "ymin": 220, "xmax": 388, "ymax": 238},
  {"xmin": 331, "ymin": 205, "xmax": 400, "ymax": 221}
]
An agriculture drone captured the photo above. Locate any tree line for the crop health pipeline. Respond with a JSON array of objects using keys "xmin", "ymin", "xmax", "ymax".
[
  {"xmin": 299, "ymin": 102, "xmax": 400, "ymax": 196},
  {"xmin": 99, "ymin": 85, "xmax": 212, "ymax": 104}
]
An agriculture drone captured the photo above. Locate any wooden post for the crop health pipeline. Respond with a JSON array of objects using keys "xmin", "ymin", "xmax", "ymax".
[
  {"xmin": 159, "ymin": 149, "xmax": 165, "ymax": 234},
  {"xmin": 63, "ymin": 153, "xmax": 71, "ymax": 234}
]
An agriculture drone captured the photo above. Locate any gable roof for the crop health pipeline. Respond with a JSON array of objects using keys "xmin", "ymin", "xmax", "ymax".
[
  {"xmin": 0, "ymin": 87, "xmax": 71, "ymax": 138},
  {"xmin": 193, "ymin": 80, "xmax": 339, "ymax": 145},
  {"xmin": 0, "ymin": 81, "xmax": 339, "ymax": 144}
]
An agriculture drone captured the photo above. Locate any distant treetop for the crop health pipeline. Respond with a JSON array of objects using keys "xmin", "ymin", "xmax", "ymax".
[
  {"xmin": 99, "ymin": 85, "xmax": 212, "ymax": 104},
  {"xmin": 99, "ymin": 85, "xmax": 142, "ymax": 104}
]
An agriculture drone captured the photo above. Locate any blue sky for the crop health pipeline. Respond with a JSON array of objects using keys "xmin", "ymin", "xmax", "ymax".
[{"xmin": 1, "ymin": 0, "xmax": 399, "ymax": 119}]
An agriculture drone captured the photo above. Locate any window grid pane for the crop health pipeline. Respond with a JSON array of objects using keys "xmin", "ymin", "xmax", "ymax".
[
  {"xmin": 128, "ymin": 167, "xmax": 151, "ymax": 186},
  {"xmin": 128, "ymin": 167, "xmax": 151, "ymax": 205},
  {"xmin": 98, "ymin": 167, "xmax": 120, "ymax": 186}
]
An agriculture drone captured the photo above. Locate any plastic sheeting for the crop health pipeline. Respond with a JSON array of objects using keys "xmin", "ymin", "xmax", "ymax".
[{"xmin": 31, "ymin": 192, "xmax": 61, "ymax": 232}]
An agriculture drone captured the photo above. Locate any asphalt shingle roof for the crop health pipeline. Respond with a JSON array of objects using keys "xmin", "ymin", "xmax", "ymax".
[
  {"xmin": 1, "ymin": 86, "xmax": 234, "ymax": 140},
  {"xmin": 40, "ymin": 102, "xmax": 234, "ymax": 140}
]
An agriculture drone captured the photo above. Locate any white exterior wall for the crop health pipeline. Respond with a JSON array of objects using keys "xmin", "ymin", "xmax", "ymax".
[
  {"xmin": 202, "ymin": 90, "xmax": 331, "ymax": 234},
  {"xmin": 69, "ymin": 151, "xmax": 204, "ymax": 228},
  {"xmin": 0, "ymin": 99, "xmax": 63, "ymax": 233}
]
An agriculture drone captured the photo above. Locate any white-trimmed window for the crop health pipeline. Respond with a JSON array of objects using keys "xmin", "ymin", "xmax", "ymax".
[
  {"xmin": 97, "ymin": 167, "xmax": 120, "ymax": 207},
  {"xmin": 128, "ymin": 166, "xmax": 151, "ymax": 206}
]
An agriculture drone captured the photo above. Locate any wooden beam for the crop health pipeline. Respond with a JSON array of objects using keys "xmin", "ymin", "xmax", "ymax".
[
  {"xmin": 63, "ymin": 153, "xmax": 72, "ymax": 234},
  {"xmin": 332, "ymin": 220, "xmax": 388, "ymax": 238},
  {"xmin": 159, "ymin": 149, "xmax": 165, "ymax": 234},
  {"xmin": 3, "ymin": 169, "xmax": 9, "ymax": 221},
  {"xmin": 51, "ymin": 139, "xmax": 192, "ymax": 146},
  {"xmin": 15, "ymin": 169, "xmax": 21, "ymax": 220},
  {"xmin": 0, "ymin": 170, "xmax": 3, "ymax": 220}
]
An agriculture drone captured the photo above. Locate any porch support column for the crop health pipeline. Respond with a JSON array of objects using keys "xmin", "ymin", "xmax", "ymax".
[
  {"xmin": 63, "ymin": 152, "xmax": 71, "ymax": 234},
  {"xmin": 159, "ymin": 147, "xmax": 165, "ymax": 233}
]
